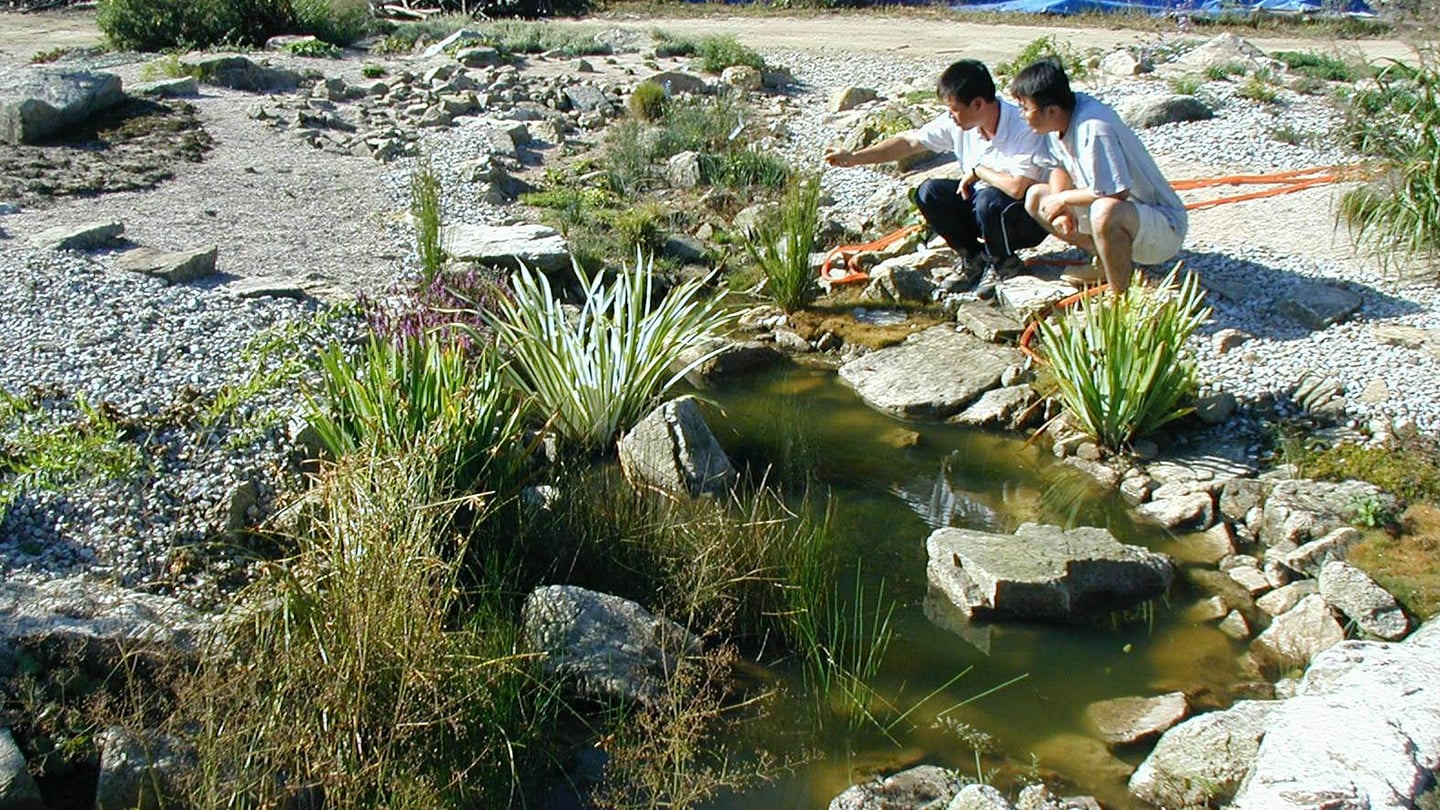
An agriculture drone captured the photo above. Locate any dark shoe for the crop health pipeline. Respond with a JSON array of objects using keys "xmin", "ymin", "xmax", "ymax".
[
  {"xmin": 954, "ymin": 252, "xmax": 987, "ymax": 288},
  {"xmin": 993, "ymin": 254, "xmax": 1025, "ymax": 279}
]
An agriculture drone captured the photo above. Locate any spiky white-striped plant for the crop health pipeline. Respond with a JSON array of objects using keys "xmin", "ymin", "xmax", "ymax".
[{"xmin": 484, "ymin": 253, "xmax": 737, "ymax": 453}]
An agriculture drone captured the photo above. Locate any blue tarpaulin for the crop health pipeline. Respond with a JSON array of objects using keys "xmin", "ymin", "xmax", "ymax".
[{"xmin": 956, "ymin": 0, "xmax": 1373, "ymax": 15}]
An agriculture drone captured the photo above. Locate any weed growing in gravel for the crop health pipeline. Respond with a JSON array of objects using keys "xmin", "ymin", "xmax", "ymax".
[
  {"xmin": 1269, "ymin": 124, "xmax": 1316, "ymax": 146},
  {"xmin": 475, "ymin": 21, "xmax": 612, "ymax": 56},
  {"xmin": 1035, "ymin": 266, "xmax": 1210, "ymax": 451},
  {"xmin": 1340, "ymin": 60, "xmax": 1440, "ymax": 276},
  {"xmin": 1203, "ymin": 60, "xmax": 1249, "ymax": 81},
  {"xmin": 139, "ymin": 54, "xmax": 198, "ymax": 82},
  {"xmin": 699, "ymin": 149, "xmax": 790, "ymax": 189},
  {"xmin": 745, "ymin": 175, "xmax": 821, "ymax": 313},
  {"xmin": 0, "ymin": 392, "xmax": 144, "ymax": 518},
  {"xmin": 630, "ymin": 80, "xmax": 668, "ymax": 122},
  {"xmin": 995, "ymin": 35, "xmax": 1096, "ymax": 86},
  {"xmin": 29, "ymin": 46, "xmax": 77, "ymax": 64},
  {"xmin": 1272, "ymin": 50, "xmax": 1366, "ymax": 82},
  {"xmin": 650, "ymin": 28, "xmax": 698, "ymax": 58},
  {"xmin": 695, "ymin": 34, "xmax": 765, "ymax": 73},
  {"xmin": 284, "ymin": 38, "xmax": 343, "ymax": 58},
  {"xmin": 1236, "ymin": 71, "xmax": 1280, "ymax": 103},
  {"xmin": 1168, "ymin": 74, "xmax": 1203, "ymax": 95}
]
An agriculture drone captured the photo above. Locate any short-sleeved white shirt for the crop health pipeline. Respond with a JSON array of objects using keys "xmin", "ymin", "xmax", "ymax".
[
  {"xmin": 1042, "ymin": 93, "xmax": 1188, "ymax": 234},
  {"xmin": 910, "ymin": 98, "xmax": 1048, "ymax": 191}
]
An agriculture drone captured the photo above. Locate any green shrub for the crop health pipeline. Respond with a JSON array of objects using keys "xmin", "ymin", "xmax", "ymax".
[
  {"xmin": 610, "ymin": 203, "xmax": 670, "ymax": 254},
  {"xmin": 630, "ymin": 80, "xmax": 667, "ymax": 122},
  {"xmin": 745, "ymin": 175, "xmax": 821, "ymax": 313},
  {"xmin": 995, "ymin": 35, "xmax": 1095, "ymax": 85},
  {"xmin": 480, "ymin": 254, "xmax": 736, "ymax": 453},
  {"xmin": 650, "ymin": 29, "xmax": 698, "ymax": 58},
  {"xmin": 1339, "ymin": 61, "xmax": 1440, "ymax": 275},
  {"xmin": 1236, "ymin": 72, "xmax": 1279, "ymax": 103},
  {"xmin": 1273, "ymin": 50, "xmax": 1364, "ymax": 82},
  {"xmin": 0, "ymin": 392, "xmax": 143, "ymax": 521},
  {"xmin": 285, "ymin": 37, "xmax": 342, "ymax": 57},
  {"xmin": 1203, "ymin": 60, "xmax": 1249, "ymax": 81},
  {"xmin": 361, "ymin": 63, "xmax": 385, "ymax": 78},
  {"xmin": 139, "ymin": 54, "xmax": 197, "ymax": 81},
  {"xmin": 699, "ymin": 149, "xmax": 790, "ymax": 189},
  {"xmin": 1035, "ymin": 267, "xmax": 1210, "ymax": 451},
  {"xmin": 98, "ymin": 0, "xmax": 371, "ymax": 50},
  {"xmin": 291, "ymin": 0, "xmax": 372, "ymax": 46},
  {"xmin": 695, "ymin": 35, "xmax": 764, "ymax": 74}
]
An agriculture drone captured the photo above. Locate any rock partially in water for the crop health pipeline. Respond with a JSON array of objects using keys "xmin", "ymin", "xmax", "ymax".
[
  {"xmin": 520, "ymin": 585, "xmax": 698, "ymax": 708},
  {"xmin": 925, "ymin": 522, "xmax": 1173, "ymax": 622},
  {"xmin": 1128, "ymin": 700, "xmax": 1276, "ymax": 808},
  {"xmin": 828, "ymin": 764, "xmax": 962, "ymax": 810},
  {"xmin": 1256, "ymin": 478, "xmax": 1391, "ymax": 553},
  {"xmin": 839, "ymin": 326, "xmax": 1021, "ymax": 420},
  {"xmin": 1275, "ymin": 526, "xmax": 1361, "ymax": 577},
  {"xmin": 618, "ymin": 397, "xmax": 735, "ymax": 497},
  {"xmin": 1084, "ymin": 692, "xmax": 1189, "ymax": 747},
  {"xmin": 1250, "ymin": 594, "xmax": 1344, "ymax": 671}
]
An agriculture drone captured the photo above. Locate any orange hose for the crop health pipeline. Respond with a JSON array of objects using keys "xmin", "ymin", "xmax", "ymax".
[
  {"xmin": 1018, "ymin": 283, "xmax": 1111, "ymax": 360},
  {"xmin": 819, "ymin": 224, "xmax": 924, "ymax": 285}
]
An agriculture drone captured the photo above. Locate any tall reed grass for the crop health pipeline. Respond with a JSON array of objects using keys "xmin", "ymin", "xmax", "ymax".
[{"xmin": 745, "ymin": 175, "xmax": 821, "ymax": 312}]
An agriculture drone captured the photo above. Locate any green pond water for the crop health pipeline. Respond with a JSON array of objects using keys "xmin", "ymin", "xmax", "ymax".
[{"xmin": 693, "ymin": 363, "xmax": 1246, "ymax": 809}]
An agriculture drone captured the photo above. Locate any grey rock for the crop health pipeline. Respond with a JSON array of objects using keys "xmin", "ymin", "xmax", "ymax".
[
  {"xmin": 1121, "ymin": 94, "xmax": 1214, "ymax": 129},
  {"xmin": 1232, "ymin": 624, "xmax": 1440, "ymax": 809},
  {"xmin": 617, "ymin": 397, "xmax": 735, "ymax": 497},
  {"xmin": 1212, "ymin": 327, "xmax": 1251, "ymax": 354},
  {"xmin": 1119, "ymin": 473, "xmax": 1156, "ymax": 505},
  {"xmin": 441, "ymin": 222, "xmax": 569, "ymax": 272},
  {"xmin": 1274, "ymin": 526, "xmax": 1362, "ymax": 576},
  {"xmin": 926, "ymin": 522, "xmax": 1173, "ymax": 621},
  {"xmin": 192, "ymin": 56, "xmax": 299, "ymax": 93},
  {"xmin": 0, "ymin": 577, "xmax": 207, "ymax": 658},
  {"xmin": 520, "ymin": 584, "xmax": 698, "ymax": 707},
  {"xmin": 947, "ymin": 385, "xmax": 1036, "ymax": 429},
  {"xmin": 1032, "ymin": 734, "xmax": 1135, "ymax": 786},
  {"xmin": 1085, "ymin": 692, "xmax": 1188, "ymax": 746},
  {"xmin": 0, "ymin": 728, "xmax": 42, "ymax": 810},
  {"xmin": 995, "ymin": 276, "xmax": 1073, "ymax": 321},
  {"xmin": 131, "ymin": 76, "xmax": 199, "ymax": 98},
  {"xmin": 1064, "ymin": 456, "xmax": 1123, "ymax": 490},
  {"xmin": 839, "ymin": 326, "xmax": 1022, "ymax": 420},
  {"xmin": 1219, "ymin": 609, "xmax": 1251, "ymax": 639},
  {"xmin": 720, "ymin": 65, "xmax": 763, "ymax": 91},
  {"xmin": 1278, "ymin": 282, "xmax": 1363, "ymax": 330},
  {"xmin": 829, "ymin": 86, "xmax": 879, "ymax": 112},
  {"xmin": 224, "ymin": 277, "xmax": 310, "ymax": 300},
  {"xmin": 947, "ymin": 784, "xmax": 1013, "ymax": 810},
  {"xmin": 762, "ymin": 66, "xmax": 795, "ymax": 89},
  {"xmin": 1256, "ymin": 580, "xmax": 1318, "ymax": 617},
  {"xmin": 649, "ymin": 70, "xmax": 709, "ymax": 96},
  {"xmin": 666, "ymin": 150, "xmax": 702, "ymax": 188},
  {"xmin": 830, "ymin": 764, "xmax": 962, "ymax": 810},
  {"xmin": 731, "ymin": 202, "xmax": 778, "ymax": 234},
  {"xmin": 455, "ymin": 46, "xmax": 503, "ymax": 68},
  {"xmin": 95, "ymin": 726, "xmax": 190, "ymax": 810},
  {"xmin": 662, "ymin": 233, "xmax": 707, "ymax": 263},
  {"xmin": 1175, "ymin": 33, "xmax": 1269, "ymax": 72},
  {"xmin": 673, "ymin": 337, "xmax": 782, "ymax": 382},
  {"xmin": 865, "ymin": 262, "xmax": 936, "ymax": 303},
  {"xmin": 954, "ymin": 301, "xmax": 1023, "ymax": 343},
  {"xmin": 1258, "ymin": 478, "xmax": 1390, "ymax": 551},
  {"xmin": 35, "ymin": 220, "xmax": 124, "ymax": 251},
  {"xmin": 1319, "ymin": 560, "xmax": 1410, "ymax": 640},
  {"xmin": 1227, "ymin": 564, "xmax": 1271, "ymax": 596},
  {"xmin": 422, "ymin": 29, "xmax": 487, "ymax": 57},
  {"xmin": 0, "ymin": 66, "xmax": 123, "ymax": 145},
  {"xmin": 1250, "ymin": 594, "xmax": 1344, "ymax": 670},
  {"xmin": 1136, "ymin": 491, "xmax": 1215, "ymax": 530},
  {"xmin": 1100, "ymin": 49, "xmax": 1144, "ymax": 77},
  {"xmin": 1219, "ymin": 478, "xmax": 1272, "ymax": 524},
  {"xmin": 115, "ymin": 245, "xmax": 218, "ymax": 284},
  {"xmin": 564, "ymin": 84, "xmax": 612, "ymax": 114},
  {"xmin": 1128, "ymin": 701, "xmax": 1277, "ymax": 808},
  {"xmin": 1180, "ymin": 523, "xmax": 1236, "ymax": 565},
  {"xmin": 1195, "ymin": 391, "xmax": 1236, "ymax": 424}
]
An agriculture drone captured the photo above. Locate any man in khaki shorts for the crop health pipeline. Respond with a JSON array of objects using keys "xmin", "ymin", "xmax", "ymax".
[{"xmin": 1010, "ymin": 59, "xmax": 1187, "ymax": 293}]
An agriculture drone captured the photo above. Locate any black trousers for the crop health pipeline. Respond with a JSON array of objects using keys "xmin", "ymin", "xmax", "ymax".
[{"xmin": 914, "ymin": 178, "xmax": 1049, "ymax": 261}]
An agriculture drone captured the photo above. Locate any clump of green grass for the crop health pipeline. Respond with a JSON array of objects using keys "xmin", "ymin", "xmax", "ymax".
[
  {"xmin": 1035, "ymin": 267, "xmax": 1210, "ymax": 452},
  {"xmin": 630, "ymin": 80, "xmax": 667, "ymax": 122},
  {"xmin": 30, "ymin": 46, "xmax": 76, "ymax": 64},
  {"xmin": 610, "ymin": 203, "xmax": 671, "ymax": 255},
  {"xmin": 1203, "ymin": 60, "xmax": 1249, "ymax": 81},
  {"xmin": 410, "ymin": 155, "xmax": 445, "ymax": 283},
  {"xmin": 361, "ymin": 63, "xmax": 385, "ymax": 78},
  {"xmin": 650, "ymin": 28, "xmax": 697, "ymax": 58},
  {"xmin": 1273, "ymin": 50, "xmax": 1365, "ymax": 82},
  {"xmin": 284, "ymin": 37, "xmax": 343, "ymax": 58},
  {"xmin": 1289, "ymin": 437, "xmax": 1440, "ymax": 506},
  {"xmin": 1236, "ymin": 71, "xmax": 1279, "ymax": 103},
  {"xmin": 1339, "ymin": 60, "xmax": 1440, "ymax": 276},
  {"xmin": 745, "ymin": 175, "xmax": 821, "ymax": 313},
  {"xmin": 995, "ymin": 35, "xmax": 1095, "ymax": 85},
  {"xmin": 1269, "ymin": 124, "xmax": 1314, "ymax": 146},
  {"xmin": 1168, "ymin": 74, "xmax": 1203, "ymax": 96},
  {"xmin": 139, "ymin": 54, "xmax": 198, "ymax": 82},
  {"xmin": 478, "ymin": 254, "xmax": 735, "ymax": 453},
  {"xmin": 698, "ymin": 149, "xmax": 790, "ymax": 189}
]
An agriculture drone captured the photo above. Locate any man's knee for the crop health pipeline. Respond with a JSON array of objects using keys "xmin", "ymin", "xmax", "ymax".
[
  {"xmin": 915, "ymin": 178, "xmax": 948, "ymax": 211},
  {"xmin": 1091, "ymin": 197, "xmax": 1138, "ymax": 239},
  {"xmin": 1024, "ymin": 184, "xmax": 1049, "ymax": 218}
]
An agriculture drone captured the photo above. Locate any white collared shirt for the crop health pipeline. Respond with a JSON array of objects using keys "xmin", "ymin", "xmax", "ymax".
[{"xmin": 911, "ymin": 98, "xmax": 1049, "ymax": 186}]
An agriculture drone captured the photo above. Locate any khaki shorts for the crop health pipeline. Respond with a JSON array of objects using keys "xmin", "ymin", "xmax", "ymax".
[{"xmin": 1071, "ymin": 201, "xmax": 1186, "ymax": 265}]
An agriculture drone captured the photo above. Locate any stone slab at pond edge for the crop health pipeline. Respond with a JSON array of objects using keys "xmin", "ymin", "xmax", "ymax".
[
  {"xmin": 838, "ymin": 326, "xmax": 1022, "ymax": 420},
  {"xmin": 440, "ymin": 222, "xmax": 570, "ymax": 272},
  {"xmin": 926, "ymin": 522, "xmax": 1174, "ymax": 622},
  {"xmin": 0, "ymin": 66, "xmax": 124, "ymax": 145}
]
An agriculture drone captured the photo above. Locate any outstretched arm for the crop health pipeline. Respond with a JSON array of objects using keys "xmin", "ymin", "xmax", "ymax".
[{"xmin": 824, "ymin": 134, "xmax": 929, "ymax": 168}]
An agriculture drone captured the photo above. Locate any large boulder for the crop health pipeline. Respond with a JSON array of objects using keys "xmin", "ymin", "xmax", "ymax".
[
  {"xmin": 191, "ymin": 55, "xmax": 299, "ymax": 93},
  {"xmin": 839, "ymin": 326, "xmax": 1022, "ymax": 420},
  {"xmin": 0, "ymin": 728, "xmax": 42, "ymax": 810},
  {"xmin": 95, "ymin": 726, "xmax": 191, "ymax": 810},
  {"xmin": 1128, "ymin": 701, "xmax": 1277, "ymax": 808},
  {"xmin": 1120, "ymin": 94, "xmax": 1214, "ymax": 130},
  {"xmin": 1249, "ymin": 594, "xmax": 1344, "ymax": 670},
  {"xmin": 521, "ymin": 585, "xmax": 698, "ymax": 707},
  {"xmin": 440, "ymin": 222, "xmax": 570, "ymax": 272},
  {"xmin": 926, "ymin": 523, "xmax": 1174, "ymax": 621},
  {"xmin": 617, "ymin": 397, "xmax": 736, "ymax": 497},
  {"xmin": 829, "ymin": 764, "xmax": 962, "ymax": 810},
  {"xmin": 1232, "ymin": 622, "xmax": 1440, "ymax": 809},
  {"xmin": 0, "ymin": 66, "xmax": 123, "ymax": 145}
]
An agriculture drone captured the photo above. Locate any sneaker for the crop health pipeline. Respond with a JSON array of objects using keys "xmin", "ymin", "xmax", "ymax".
[
  {"xmin": 992, "ymin": 254, "xmax": 1025, "ymax": 280},
  {"xmin": 1061, "ymin": 257, "xmax": 1106, "ymax": 287},
  {"xmin": 953, "ymin": 251, "xmax": 987, "ymax": 288}
]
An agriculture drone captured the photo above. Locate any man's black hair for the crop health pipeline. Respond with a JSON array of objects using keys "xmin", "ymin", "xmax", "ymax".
[
  {"xmin": 935, "ymin": 59, "xmax": 997, "ymax": 105},
  {"xmin": 1011, "ymin": 59, "xmax": 1076, "ymax": 113}
]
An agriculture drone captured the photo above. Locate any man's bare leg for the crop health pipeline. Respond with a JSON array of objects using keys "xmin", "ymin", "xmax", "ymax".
[
  {"xmin": 1024, "ymin": 184, "xmax": 1096, "ymax": 251},
  {"xmin": 1090, "ymin": 197, "xmax": 1141, "ymax": 293}
]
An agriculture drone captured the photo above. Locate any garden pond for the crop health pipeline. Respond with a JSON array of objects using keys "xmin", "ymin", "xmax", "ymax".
[{"xmin": 695, "ymin": 363, "xmax": 1249, "ymax": 809}]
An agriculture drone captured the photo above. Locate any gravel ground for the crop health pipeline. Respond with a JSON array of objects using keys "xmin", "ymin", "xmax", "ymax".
[{"xmin": 2, "ymin": 36, "xmax": 1439, "ymax": 596}]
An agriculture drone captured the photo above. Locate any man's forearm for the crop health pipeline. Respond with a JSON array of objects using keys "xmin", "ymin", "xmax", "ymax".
[
  {"xmin": 973, "ymin": 165, "xmax": 1036, "ymax": 201},
  {"xmin": 828, "ymin": 135, "xmax": 927, "ymax": 167}
]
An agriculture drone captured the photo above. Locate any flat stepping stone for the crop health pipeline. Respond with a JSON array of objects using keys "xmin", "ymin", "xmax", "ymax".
[
  {"xmin": 1279, "ymin": 282, "xmax": 1362, "ymax": 330},
  {"xmin": 441, "ymin": 222, "xmax": 570, "ymax": 272},
  {"xmin": 35, "ymin": 220, "xmax": 124, "ymax": 251},
  {"xmin": 116, "ymin": 245, "xmax": 218, "ymax": 283},
  {"xmin": 839, "ymin": 326, "xmax": 1021, "ymax": 420}
]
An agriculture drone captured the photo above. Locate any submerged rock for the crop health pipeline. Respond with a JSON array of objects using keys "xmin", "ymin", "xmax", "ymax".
[
  {"xmin": 1084, "ymin": 692, "xmax": 1188, "ymax": 746},
  {"xmin": 925, "ymin": 523, "xmax": 1173, "ymax": 622}
]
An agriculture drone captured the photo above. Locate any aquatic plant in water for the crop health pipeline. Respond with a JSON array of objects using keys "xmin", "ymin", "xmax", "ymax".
[{"xmin": 1035, "ymin": 266, "xmax": 1210, "ymax": 451}]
